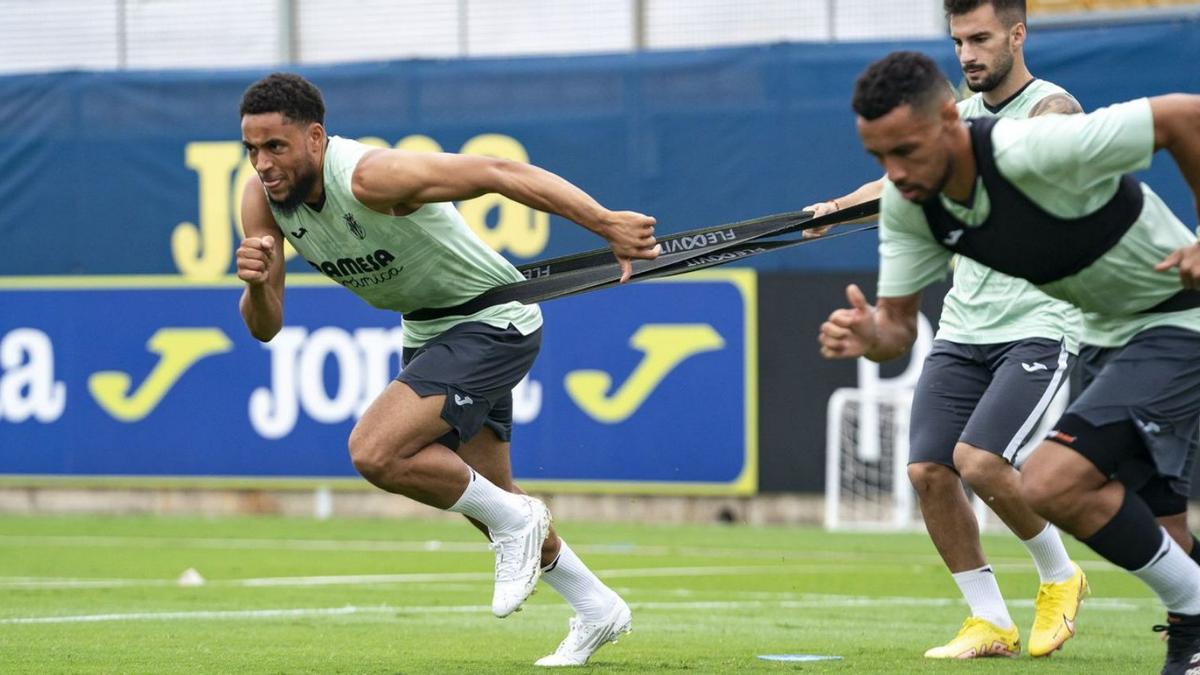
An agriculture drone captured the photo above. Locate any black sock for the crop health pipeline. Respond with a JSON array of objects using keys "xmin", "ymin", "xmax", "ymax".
[{"xmin": 1079, "ymin": 491, "xmax": 1166, "ymax": 571}]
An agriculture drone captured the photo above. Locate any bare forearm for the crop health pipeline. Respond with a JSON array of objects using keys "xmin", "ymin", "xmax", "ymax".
[
  {"xmin": 833, "ymin": 178, "xmax": 885, "ymax": 209},
  {"xmin": 824, "ymin": 178, "xmax": 885, "ymax": 225},
  {"xmin": 239, "ymin": 284, "xmax": 282, "ymax": 342},
  {"xmin": 488, "ymin": 160, "xmax": 609, "ymax": 232},
  {"xmin": 863, "ymin": 305, "xmax": 917, "ymax": 362}
]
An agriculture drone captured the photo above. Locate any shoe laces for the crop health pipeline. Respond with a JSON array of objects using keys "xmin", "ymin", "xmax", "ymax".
[
  {"xmin": 1032, "ymin": 581, "xmax": 1068, "ymax": 631},
  {"xmin": 959, "ymin": 617, "xmax": 986, "ymax": 633},
  {"xmin": 1154, "ymin": 620, "xmax": 1200, "ymax": 662},
  {"xmin": 489, "ymin": 533, "xmax": 527, "ymax": 583},
  {"xmin": 555, "ymin": 616, "xmax": 604, "ymax": 655}
]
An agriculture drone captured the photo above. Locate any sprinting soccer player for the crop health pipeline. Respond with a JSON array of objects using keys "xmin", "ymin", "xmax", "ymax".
[
  {"xmin": 235, "ymin": 73, "xmax": 657, "ymax": 667},
  {"xmin": 819, "ymin": 50, "xmax": 1200, "ymax": 673},
  {"xmin": 807, "ymin": 0, "xmax": 1088, "ymax": 660}
]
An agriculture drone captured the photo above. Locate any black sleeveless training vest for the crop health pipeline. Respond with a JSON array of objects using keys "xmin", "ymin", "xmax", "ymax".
[{"xmin": 920, "ymin": 116, "xmax": 1144, "ymax": 286}]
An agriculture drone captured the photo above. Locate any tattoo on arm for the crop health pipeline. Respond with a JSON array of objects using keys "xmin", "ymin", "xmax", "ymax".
[{"xmin": 1029, "ymin": 93, "xmax": 1084, "ymax": 117}]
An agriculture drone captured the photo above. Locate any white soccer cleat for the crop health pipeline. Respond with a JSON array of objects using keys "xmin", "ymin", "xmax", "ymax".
[
  {"xmin": 534, "ymin": 597, "xmax": 632, "ymax": 667},
  {"xmin": 490, "ymin": 495, "xmax": 552, "ymax": 618}
]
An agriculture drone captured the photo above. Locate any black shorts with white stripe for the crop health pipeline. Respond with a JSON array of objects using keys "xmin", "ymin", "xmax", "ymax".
[{"xmin": 908, "ymin": 337, "xmax": 1074, "ymax": 469}]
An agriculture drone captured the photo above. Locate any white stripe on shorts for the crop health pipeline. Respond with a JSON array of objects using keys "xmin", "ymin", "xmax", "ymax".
[{"xmin": 1002, "ymin": 340, "xmax": 1070, "ymax": 463}]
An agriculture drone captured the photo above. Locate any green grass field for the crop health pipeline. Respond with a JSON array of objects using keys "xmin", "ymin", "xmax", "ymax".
[{"xmin": 0, "ymin": 514, "xmax": 1173, "ymax": 673}]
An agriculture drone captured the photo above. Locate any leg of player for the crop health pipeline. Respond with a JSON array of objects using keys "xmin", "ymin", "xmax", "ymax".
[
  {"xmin": 1159, "ymin": 512, "xmax": 1200, "ymax": 565},
  {"xmin": 954, "ymin": 443, "xmax": 1086, "ymax": 657},
  {"xmin": 1022, "ymin": 439, "xmax": 1200, "ymax": 674},
  {"xmin": 908, "ymin": 461, "xmax": 1020, "ymax": 658},
  {"xmin": 457, "ymin": 427, "xmax": 632, "ymax": 667},
  {"xmin": 1116, "ymin": 458, "xmax": 1200, "ymax": 564},
  {"xmin": 348, "ymin": 380, "xmax": 550, "ymax": 618}
]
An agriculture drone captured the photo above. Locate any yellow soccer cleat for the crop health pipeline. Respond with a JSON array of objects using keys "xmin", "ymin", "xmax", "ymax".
[
  {"xmin": 924, "ymin": 617, "xmax": 1020, "ymax": 659},
  {"xmin": 1029, "ymin": 561, "xmax": 1089, "ymax": 657}
]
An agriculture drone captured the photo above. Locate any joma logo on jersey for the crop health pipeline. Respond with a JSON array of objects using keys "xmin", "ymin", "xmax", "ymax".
[
  {"xmin": 344, "ymin": 212, "xmax": 365, "ymax": 239},
  {"xmin": 308, "ymin": 249, "xmax": 397, "ymax": 278}
]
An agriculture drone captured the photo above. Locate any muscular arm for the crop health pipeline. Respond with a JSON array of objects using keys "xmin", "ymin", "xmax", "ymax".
[
  {"xmin": 353, "ymin": 150, "xmax": 611, "ymax": 228},
  {"xmin": 1150, "ymin": 94, "xmax": 1200, "ymax": 287},
  {"xmin": 804, "ymin": 177, "xmax": 884, "ymax": 223},
  {"xmin": 1151, "ymin": 94, "xmax": 1200, "ymax": 220},
  {"xmin": 351, "ymin": 149, "xmax": 657, "ymax": 281},
  {"xmin": 237, "ymin": 175, "xmax": 287, "ymax": 342},
  {"xmin": 1029, "ymin": 92, "xmax": 1084, "ymax": 117}
]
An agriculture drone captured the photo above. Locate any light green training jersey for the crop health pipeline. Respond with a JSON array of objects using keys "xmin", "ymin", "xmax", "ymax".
[
  {"xmin": 1081, "ymin": 222, "xmax": 1200, "ymax": 348},
  {"xmin": 936, "ymin": 80, "xmax": 1082, "ymax": 350},
  {"xmin": 877, "ymin": 98, "xmax": 1200, "ymax": 347},
  {"xmin": 269, "ymin": 136, "xmax": 543, "ymax": 348}
]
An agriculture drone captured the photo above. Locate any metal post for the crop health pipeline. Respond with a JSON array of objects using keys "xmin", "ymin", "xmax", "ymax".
[
  {"xmin": 278, "ymin": 0, "xmax": 297, "ymax": 64},
  {"xmin": 116, "ymin": 0, "xmax": 127, "ymax": 69},
  {"xmin": 632, "ymin": 0, "xmax": 646, "ymax": 51},
  {"xmin": 458, "ymin": 0, "xmax": 469, "ymax": 57}
]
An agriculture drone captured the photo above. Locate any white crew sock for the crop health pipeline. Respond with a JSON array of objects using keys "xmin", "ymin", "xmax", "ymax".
[
  {"xmin": 952, "ymin": 565, "xmax": 1013, "ymax": 629},
  {"xmin": 1133, "ymin": 528, "xmax": 1200, "ymax": 616},
  {"xmin": 1021, "ymin": 523, "xmax": 1076, "ymax": 584},
  {"xmin": 541, "ymin": 540, "xmax": 619, "ymax": 623},
  {"xmin": 445, "ymin": 469, "xmax": 528, "ymax": 534}
]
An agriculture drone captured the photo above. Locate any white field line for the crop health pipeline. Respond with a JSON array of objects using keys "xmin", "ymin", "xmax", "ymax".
[
  {"xmin": 0, "ymin": 534, "xmax": 1118, "ymax": 570},
  {"xmin": 0, "ymin": 555, "xmax": 1127, "ymax": 590},
  {"xmin": 0, "ymin": 596, "xmax": 1151, "ymax": 625},
  {"xmin": 0, "ymin": 565, "xmax": 819, "ymax": 590}
]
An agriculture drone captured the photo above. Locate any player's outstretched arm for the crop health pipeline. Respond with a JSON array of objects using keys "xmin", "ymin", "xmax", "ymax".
[
  {"xmin": 1150, "ymin": 94, "xmax": 1200, "ymax": 288},
  {"xmin": 1151, "ymin": 94, "xmax": 1200, "ymax": 223},
  {"xmin": 818, "ymin": 285, "xmax": 919, "ymax": 363},
  {"xmin": 237, "ymin": 175, "xmax": 287, "ymax": 341},
  {"xmin": 802, "ymin": 178, "xmax": 885, "ymax": 237},
  {"xmin": 352, "ymin": 149, "xmax": 659, "ymax": 282}
]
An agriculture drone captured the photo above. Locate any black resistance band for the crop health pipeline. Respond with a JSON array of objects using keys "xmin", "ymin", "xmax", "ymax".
[{"xmin": 402, "ymin": 199, "xmax": 880, "ymax": 322}]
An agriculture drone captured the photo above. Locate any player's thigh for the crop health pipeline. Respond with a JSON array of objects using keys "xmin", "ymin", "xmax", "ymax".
[
  {"xmin": 350, "ymin": 380, "xmax": 450, "ymax": 459},
  {"xmin": 908, "ymin": 340, "xmax": 991, "ymax": 469},
  {"xmin": 961, "ymin": 338, "xmax": 1072, "ymax": 465},
  {"xmin": 397, "ymin": 322, "xmax": 541, "ymax": 451}
]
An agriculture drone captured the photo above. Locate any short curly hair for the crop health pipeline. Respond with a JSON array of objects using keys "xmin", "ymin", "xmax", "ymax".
[
  {"xmin": 852, "ymin": 51, "xmax": 950, "ymax": 121},
  {"xmin": 944, "ymin": 0, "xmax": 1025, "ymax": 26},
  {"xmin": 239, "ymin": 72, "xmax": 325, "ymax": 125}
]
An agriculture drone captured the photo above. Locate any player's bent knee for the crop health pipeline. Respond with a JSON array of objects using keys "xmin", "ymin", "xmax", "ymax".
[
  {"xmin": 347, "ymin": 424, "xmax": 416, "ymax": 486},
  {"xmin": 953, "ymin": 443, "xmax": 1007, "ymax": 492},
  {"xmin": 347, "ymin": 440, "xmax": 391, "ymax": 485},
  {"xmin": 1019, "ymin": 464, "xmax": 1071, "ymax": 520},
  {"xmin": 907, "ymin": 461, "xmax": 957, "ymax": 494}
]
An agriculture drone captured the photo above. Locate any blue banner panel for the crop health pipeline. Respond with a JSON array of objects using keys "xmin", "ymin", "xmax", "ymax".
[
  {"xmin": 0, "ymin": 271, "xmax": 756, "ymax": 494},
  {"xmin": 2, "ymin": 19, "xmax": 1197, "ymax": 278}
]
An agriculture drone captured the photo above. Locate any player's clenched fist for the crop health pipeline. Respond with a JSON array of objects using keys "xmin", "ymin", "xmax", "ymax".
[
  {"xmin": 237, "ymin": 235, "xmax": 276, "ymax": 285},
  {"xmin": 598, "ymin": 210, "xmax": 660, "ymax": 283},
  {"xmin": 818, "ymin": 284, "xmax": 877, "ymax": 359}
]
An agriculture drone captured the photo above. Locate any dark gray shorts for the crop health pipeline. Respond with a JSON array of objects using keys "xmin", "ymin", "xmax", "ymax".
[
  {"xmin": 909, "ymin": 338, "xmax": 1074, "ymax": 469},
  {"xmin": 1076, "ymin": 338, "xmax": 1193, "ymax": 513},
  {"xmin": 1076, "ymin": 343, "xmax": 1113, "ymax": 392},
  {"xmin": 1061, "ymin": 326, "xmax": 1200, "ymax": 495},
  {"xmin": 397, "ymin": 322, "xmax": 541, "ymax": 450}
]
